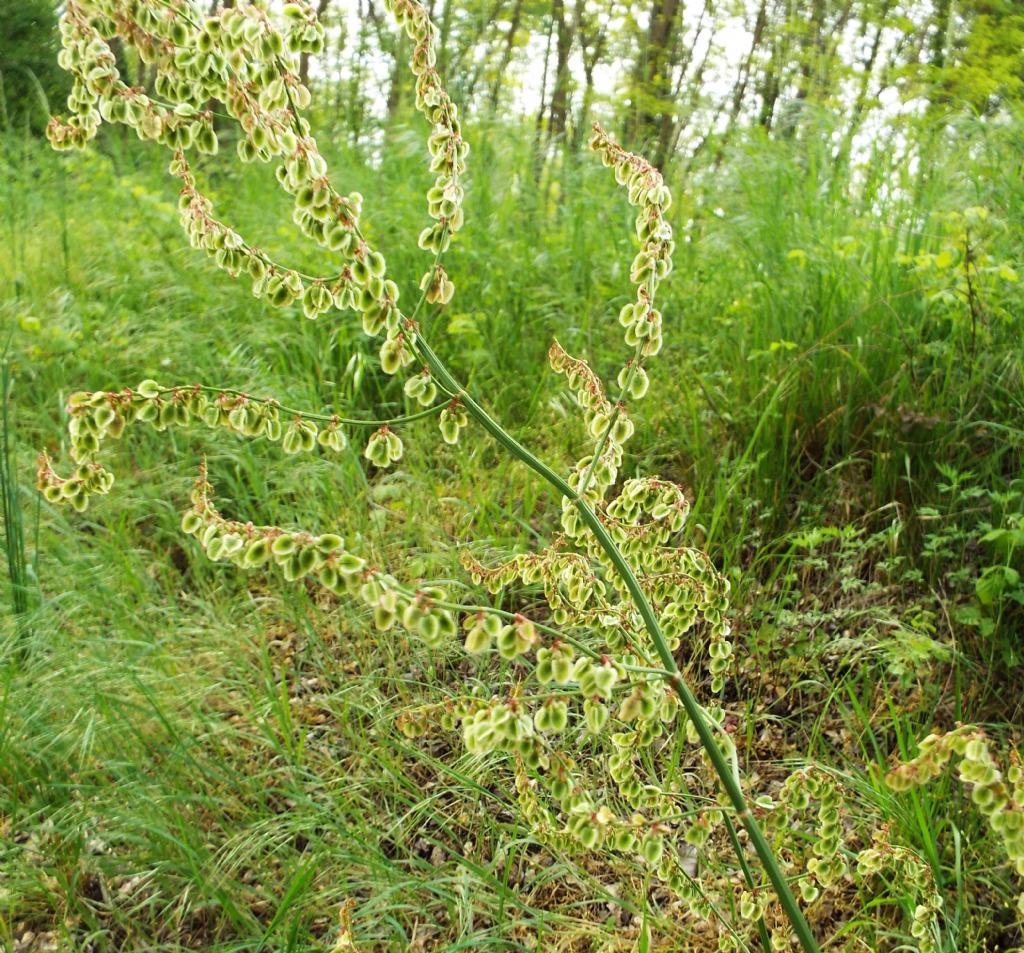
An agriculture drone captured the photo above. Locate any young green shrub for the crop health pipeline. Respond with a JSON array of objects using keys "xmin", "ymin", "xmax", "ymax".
[{"xmin": 39, "ymin": 1, "xmax": 1024, "ymax": 949}]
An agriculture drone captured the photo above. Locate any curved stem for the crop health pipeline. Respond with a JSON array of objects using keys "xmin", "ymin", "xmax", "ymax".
[
  {"xmin": 157, "ymin": 385, "xmax": 445, "ymax": 427},
  {"xmin": 411, "ymin": 335, "xmax": 821, "ymax": 953}
]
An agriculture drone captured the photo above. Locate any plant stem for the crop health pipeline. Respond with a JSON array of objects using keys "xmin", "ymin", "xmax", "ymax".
[
  {"xmin": 412, "ymin": 335, "xmax": 821, "ymax": 953},
  {"xmin": 1, "ymin": 356, "xmax": 31, "ymax": 629},
  {"xmin": 154, "ymin": 385, "xmax": 445, "ymax": 428},
  {"xmin": 724, "ymin": 813, "xmax": 774, "ymax": 953}
]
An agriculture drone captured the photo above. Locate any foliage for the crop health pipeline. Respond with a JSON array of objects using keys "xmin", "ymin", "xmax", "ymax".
[{"xmin": 0, "ymin": 0, "xmax": 70, "ymax": 132}]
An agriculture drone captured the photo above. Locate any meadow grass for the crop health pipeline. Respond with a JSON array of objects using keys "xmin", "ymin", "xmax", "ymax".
[{"xmin": 1, "ymin": 111, "xmax": 1022, "ymax": 950}]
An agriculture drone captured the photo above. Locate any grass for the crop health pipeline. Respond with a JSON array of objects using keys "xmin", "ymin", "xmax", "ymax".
[
  {"xmin": 1, "ymin": 107, "xmax": 1023, "ymax": 950},
  {"xmin": 1, "ymin": 351, "xmax": 36, "ymax": 630}
]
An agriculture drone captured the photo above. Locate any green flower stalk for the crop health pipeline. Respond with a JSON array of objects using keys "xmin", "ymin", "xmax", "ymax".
[
  {"xmin": 42, "ymin": 1, "xmax": 1011, "ymax": 950},
  {"xmin": 39, "ymin": 0, "xmax": 814, "ymax": 948}
]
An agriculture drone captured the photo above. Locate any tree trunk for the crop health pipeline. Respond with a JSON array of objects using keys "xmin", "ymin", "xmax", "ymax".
[
  {"xmin": 706, "ymin": 0, "xmax": 768, "ymax": 166},
  {"xmin": 438, "ymin": 0, "xmax": 453, "ymax": 76},
  {"xmin": 626, "ymin": 0, "xmax": 683, "ymax": 151},
  {"xmin": 570, "ymin": 3, "xmax": 606, "ymax": 152},
  {"xmin": 532, "ymin": 15, "xmax": 554, "ymax": 177},
  {"xmin": 653, "ymin": 0, "xmax": 709, "ymax": 168},
  {"xmin": 488, "ymin": 0, "xmax": 524, "ymax": 110},
  {"xmin": 547, "ymin": 0, "xmax": 573, "ymax": 142},
  {"xmin": 929, "ymin": 0, "xmax": 954, "ymax": 71},
  {"xmin": 927, "ymin": 0, "xmax": 955, "ymax": 109},
  {"xmin": 836, "ymin": 0, "xmax": 892, "ymax": 165},
  {"xmin": 385, "ymin": 38, "xmax": 407, "ymax": 119},
  {"xmin": 794, "ymin": 0, "xmax": 825, "ymax": 103},
  {"xmin": 449, "ymin": 0, "xmax": 508, "ymax": 99},
  {"xmin": 572, "ymin": 59, "xmax": 597, "ymax": 153}
]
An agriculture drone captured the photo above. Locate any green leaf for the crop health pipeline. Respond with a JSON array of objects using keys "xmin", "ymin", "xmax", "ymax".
[{"xmin": 976, "ymin": 566, "xmax": 1009, "ymax": 606}]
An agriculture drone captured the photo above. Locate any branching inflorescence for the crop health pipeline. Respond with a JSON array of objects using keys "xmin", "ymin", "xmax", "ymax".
[{"xmin": 41, "ymin": 1, "xmax": 1023, "ymax": 950}]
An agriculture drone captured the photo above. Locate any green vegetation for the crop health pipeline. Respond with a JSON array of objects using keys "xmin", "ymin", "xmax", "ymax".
[
  {"xmin": 2, "ymin": 0, "xmax": 1023, "ymax": 950},
  {"xmin": 0, "ymin": 0, "xmax": 69, "ymax": 133}
]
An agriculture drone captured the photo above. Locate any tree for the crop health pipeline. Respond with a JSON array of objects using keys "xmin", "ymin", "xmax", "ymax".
[
  {"xmin": 930, "ymin": 0, "xmax": 1024, "ymax": 113},
  {"xmin": 625, "ymin": 0, "xmax": 683, "ymax": 155},
  {"xmin": 487, "ymin": 0, "xmax": 526, "ymax": 109},
  {"xmin": 546, "ymin": 0, "xmax": 574, "ymax": 140}
]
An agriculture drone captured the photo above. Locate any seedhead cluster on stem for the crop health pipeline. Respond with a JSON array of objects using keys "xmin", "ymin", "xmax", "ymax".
[
  {"xmin": 39, "ymin": 1, "xmax": 1023, "ymax": 950},
  {"xmin": 50, "ymin": 0, "xmax": 466, "ymax": 405}
]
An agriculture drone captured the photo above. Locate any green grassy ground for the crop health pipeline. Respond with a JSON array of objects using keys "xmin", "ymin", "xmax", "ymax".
[{"xmin": 1, "ymin": 113, "xmax": 1023, "ymax": 950}]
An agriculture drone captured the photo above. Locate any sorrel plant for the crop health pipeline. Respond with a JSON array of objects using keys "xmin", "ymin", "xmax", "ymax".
[{"xmin": 39, "ymin": 1, "xmax": 1024, "ymax": 949}]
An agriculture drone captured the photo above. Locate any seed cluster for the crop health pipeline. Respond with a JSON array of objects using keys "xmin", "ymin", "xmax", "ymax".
[
  {"xmin": 49, "ymin": 0, "xmax": 468, "ymax": 444},
  {"xmin": 857, "ymin": 826, "xmax": 944, "ymax": 952},
  {"xmin": 590, "ymin": 123, "xmax": 672, "ymax": 356},
  {"xmin": 545, "ymin": 127, "xmax": 670, "ymax": 523},
  {"xmin": 457, "ymin": 124, "xmax": 745, "ymax": 925},
  {"xmin": 769, "ymin": 770, "xmax": 849, "ymax": 902},
  {"xmin": 37, "ymin": 381, "xmax": 356, "ymax": 509},
  {"xmin": 183, "ymin": 463, "xmax": 461, "ymax": 641},
  {"xmin": 886, "ymin": 726, "xmax": 1024, "ymax": 916}
]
